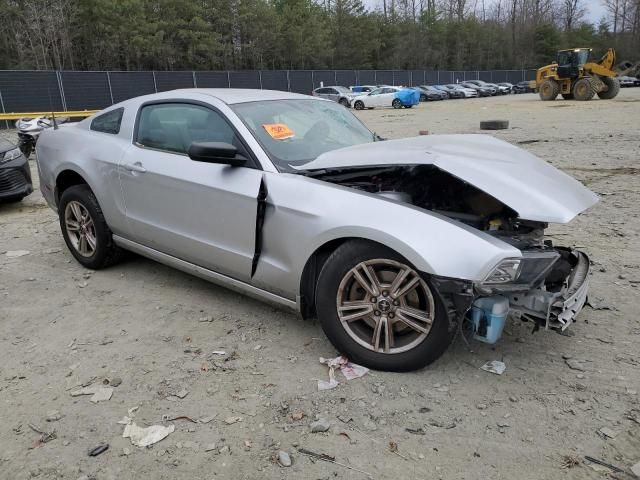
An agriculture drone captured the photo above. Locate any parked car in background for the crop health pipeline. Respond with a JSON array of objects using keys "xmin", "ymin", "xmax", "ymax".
[
  {"xmin": 0, "ymin": 138, "xmax": 33, "ymax": 203},
  {"xmin": 513, "ymin": 81, "xmax": 534, "ymax": 94},
  {"xmin": 498, "ymin": 82, "xmax": 514, "ymax": 93},
  {"xmin": 36, "ymin": 88, "xmax": 598, "ymax": 371},
  {"xmin": 352, "ymin": 86, "xmax": 420, "ymax": 110},
  {"xmin": 414, "ymin": 86, "xmax": 447, "ymax": 101},
  {"xmin": 312, "ymin": 86, "xmax": 357, "ymax": 107},
  {"xmin": 461, "ymin": 81, "xmax": 495, "ymax": 96},
  {"xmin": 483, "ymin": 82, "xmax": 510, "ymax": 95},
  {"xmin": 445, "ymin": 84, "xmax": 479, "ymax": 98},
  {"xmin": 350, "ymin": 85, "xmax": 376, "ymax": 93},
  {"xmin": 432, "ymin": 85, "xmax": 456, "ymax": 98},
  {"xmin": 618, "ymin": 76, "xmax": 639, "ymax": 87}
]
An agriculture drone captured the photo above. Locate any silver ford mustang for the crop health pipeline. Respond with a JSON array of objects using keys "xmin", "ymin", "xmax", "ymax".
[{"xmin": 36, "ymin": 89, "xmax": 598, "ymax": 371}]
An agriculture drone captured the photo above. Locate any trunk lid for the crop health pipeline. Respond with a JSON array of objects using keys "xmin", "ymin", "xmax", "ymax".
[{"xmin": 299, "ymin": 134, "xmax": 598, "ymax": 223}]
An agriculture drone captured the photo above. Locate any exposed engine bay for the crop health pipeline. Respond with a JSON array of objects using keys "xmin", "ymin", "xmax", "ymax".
[{"xmin": 310, "ymin": 164, "xmax": 591, "ymax": 336}]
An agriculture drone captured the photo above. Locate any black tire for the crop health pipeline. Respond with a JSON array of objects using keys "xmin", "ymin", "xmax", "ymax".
[
  {"xmin": 539, "ymin": 79, "xmax": 559, "ymax": 100},
  {"xmin": 353, "ymin": 100, "xmax": 364, "ymax": 110},
  {"xmin": 480, "ymin": 120, "xmax": 509, "ymax": 130},
  {"xmin": 338, "ymin": 97, "xmax": 350, "ymax": 107},
  {"xmin": 392, "ymin": 99, "xmax": 402, "ymax": 109},
  {"xmin": 561, "ymin": 93, "xmax": 574, "ymax": 100},
  {"xmin": 58, "ymin": 184, "xmax": 124, "ymax": 269},
  {"xmin": 419, "ymin": 94, "xmax": 427, "ymax": 102},
  {"xmin": 572, "ymin": 77, "xmax": 596, "ymax": 101},
  {"xmin": 315, "ymin": 240, "xmax": 453, "ymax": 372},
  {"xmin": 597, "ymin": 76, "xmax": 620, "ymax": 99},
  {"xmin": 403, "ymin": 105, "xmax": 413, "ymax": 108}
]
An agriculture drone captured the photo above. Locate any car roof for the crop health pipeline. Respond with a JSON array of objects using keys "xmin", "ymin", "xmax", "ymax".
[{"xmin": 124, "ymin": 88, "xmax": 314, "ymax": 106}]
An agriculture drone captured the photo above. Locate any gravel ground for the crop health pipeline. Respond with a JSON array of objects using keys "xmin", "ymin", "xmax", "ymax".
[{"xmin": 0, "ymin": 90, "xmax": 639, "ymax": 480}]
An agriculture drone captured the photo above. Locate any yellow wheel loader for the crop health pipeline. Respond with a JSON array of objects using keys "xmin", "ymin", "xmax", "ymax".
[{"xmin": 535, "ymin": 48, "xmax": 620, "ymax": 101}]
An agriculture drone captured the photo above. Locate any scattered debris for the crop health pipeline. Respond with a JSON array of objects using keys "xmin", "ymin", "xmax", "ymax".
[
  {"xmin": 597, "ymin": 427, "xmax": 619, "ymax": 439},
  {"xmin": 224, "ymin": 416, "xmax": 242, "ymax": 425},
  {"xmin": 88, "ymin": 443, "xmax": 109, "ymax": 457},
  {"xmin": 162, "ymin": 415, "xmax": 197, "ymax": 423},
  {"xmin": 277, "ymin": 450, "xmax": 292, "ymax": 467},
  {"xmin": 204, "ymin": 443, "xmax": 217, "ymax": 452},
  {"xmin": 173, "ymin": 388, "xmax": 189, "ymax": 399},
  {"xmin": 405, "ymin": 427, "xmax": 426, "ymax": 435},
  {"xmin": 211, "ymin": 350, "xmax": 226, "ymax": 356},
  {"xmin": 584, "ymin": 456, "xmax": 625, "ymax": 474},
  {"xmin": 480, "ymin": 360, "xmax": 506, "ymax": 375},
  {"xmin": 310, "ymin": 418, "xmax": 331, "ymax": 433},
  {"xmin": 123, "ymin": 423, "xmax": 175, "ymax": 447},
  {"xmin": 103, "ymin": 377, "xmax": 122, "ymax": 387},
  {"xmin": 70, "ymin": 385, "xmax": 113, "ymax": 403},
  {"xmin": 631, "ymin": 460, "xmax": 640, "ymax": 478},
  {"xmin": 560, "ymin": 455, "xmax": 580, "ymax": 469},
  {"xmin": 517, "ymin": 139, "xmax": 548, "ymax": 145},
  {"xmin": 198, "ymin": 415, "xmax": 216, "ymax": 424},
  {"xmin": 318, "ymin": 356, "xmax": 369, "ymax": 390},
  {"xmin": 28, "ymin": 423, "xmax": 56, "ymax": 446},
  {"xmin": 45, "ymin": 410, "xmax": 63, "ymax": 422},
  {"xmin": 388, "ymin": 441, "xmax": 409, "ymax": 461},
  {"xmin": 5, "ymin": 250, "xmax": 30, "ymax": 257},
  {"xmin": 480, "ymin": 120, "xmax": 509, "ymax": 130},
  {"xmin": 565, "ymin": 359, "xmax": 587, "ymax": 371}
]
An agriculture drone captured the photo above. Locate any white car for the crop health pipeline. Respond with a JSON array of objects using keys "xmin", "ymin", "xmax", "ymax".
[
  {"xmin": 351, "ymin": 86, "xmax": 419, "ymax": 110},
  {"xmin": 445, "ymin": 85, "xmax": 478, "ymax": 98}
]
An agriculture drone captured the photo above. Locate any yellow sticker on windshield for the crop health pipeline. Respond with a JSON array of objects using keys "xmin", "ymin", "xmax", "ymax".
[{"xmin": 262, "ymin": 123, "xmax": 295, "ymax": 140}]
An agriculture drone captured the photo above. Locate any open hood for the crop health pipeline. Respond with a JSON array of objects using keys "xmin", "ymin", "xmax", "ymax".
[{"xmin": 299, "ymin": 134, "xmax": 598, "ymax": 224}]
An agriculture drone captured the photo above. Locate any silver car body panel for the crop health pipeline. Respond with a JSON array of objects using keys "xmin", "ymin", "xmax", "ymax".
[
  {"xmin": 297, "ymin": 134, "xmax": 599, "ymax": 223},
  {"xmin": 36, "ymin": 89, "xmax": 596, "ymax": 315}
]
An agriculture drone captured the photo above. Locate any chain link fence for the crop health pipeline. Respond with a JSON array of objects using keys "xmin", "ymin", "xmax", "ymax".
[{"xmin": 0, "ymin": 69, "xmax": 536, "ymax": 115}]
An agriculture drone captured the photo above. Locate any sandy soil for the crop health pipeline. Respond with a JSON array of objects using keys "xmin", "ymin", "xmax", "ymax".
[{"xmin": 0, "ymin": 89, "xmax": 639, "ymax": 480}]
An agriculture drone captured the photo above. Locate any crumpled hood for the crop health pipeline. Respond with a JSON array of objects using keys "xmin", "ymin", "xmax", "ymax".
[{"xmin": 300, "ymin": 134, "xmax": 599, "ymax": 224}]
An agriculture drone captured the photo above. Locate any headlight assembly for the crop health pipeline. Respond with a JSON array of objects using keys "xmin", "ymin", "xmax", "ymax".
[
  {"xmin": 0, "ymin": 147, "xmax": 23, "ymax": 164},
  {"xmin": 483, "ymin": 259, "xmax": 521, "ymax": 284}
]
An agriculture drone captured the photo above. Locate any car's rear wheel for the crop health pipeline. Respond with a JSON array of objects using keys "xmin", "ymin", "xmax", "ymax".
[
  {"xmin": 392, "ymin": 99, "xmax": 402, "ymax": 109},
  {"xmin": 353, "ymin": 100, "xmax": 364, "ymax": 110},
  {"xmin": 316, "ymin": 240, "xmax": 453, "ymax": 372},
  {"xmin": 59, "ymin": 185, "xmax": 124, "ymax": 269}
]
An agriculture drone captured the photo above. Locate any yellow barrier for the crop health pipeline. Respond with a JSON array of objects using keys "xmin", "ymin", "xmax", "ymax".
[{"xmin": 0, "ymin": 110, "xmax": 99, "ymax": 121}]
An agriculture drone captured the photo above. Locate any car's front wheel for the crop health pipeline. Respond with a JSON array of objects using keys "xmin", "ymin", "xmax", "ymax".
[
  {"xmin": 353, "ymin": 100, "xmax": 365, "ymax": 110},
  {"xmin": 59, "ymin": 184, "xmax": 124, "ymax": 269},
  {"xmin": 316, "ymin": 240, "xmax": 453, "ymax": 372}
]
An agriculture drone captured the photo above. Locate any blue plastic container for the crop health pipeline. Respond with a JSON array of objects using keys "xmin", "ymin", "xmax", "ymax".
[{"xmin": 470, "ymin": 296, "xmax": 509, "ymax": 344}]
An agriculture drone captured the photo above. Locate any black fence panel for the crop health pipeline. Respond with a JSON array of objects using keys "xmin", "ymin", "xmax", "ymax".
[
  {"xmin": 375, "ymin": 70, "xmax": 393, "ymax": 85},
  {"xmin": 195, "ymin": 71, "xmax": 229, "ymax": 88},
  {"xmin": 463, "ymin": 71, "xmax": 479, "ymax": 81},
  {"xmin": 312, "ymin": 70, "xmax": 335, "ymax": 88},
  {"xmin": 336, "ymin": 70, "xmax": 356, "ymax": 87},
  {"xmin": 451, "ymin": 71, "xmax": 465, "ymax": 83},
  {"xmin": 439, "ymin": 71, "xmax": 454, "ymax": 84},
  {"xmin": 408, "ymin": 70, "xmax": 424, "ymax": 86},
  {"xmin": 229, "ymin": 71, "xmax": 260, "ymax": 89},
  {"xmin": 154, "ymin": 71, "xmax": 194, "ymax": 92},
  {"xmin": 356, "ymin": 70, "xmax": 375, "ymax": 85},
  {"xmin": 393, "ymin": 70, "xmax": 409, "ymax": 86},
  {"xmin": 288, "ymin": 70, "xmax": 313, "ymax": 94},
  {"xmin": 60, "ymin": 71, "xmax": 111, "ymax": 110},
  {"xmin": 425, "ymin": 71, "xmax": 439, "ymax": 84},
  {"xmin": 492, "ymin": 71, "xmax": 507, "ymax": 82},
  {"xmin": 478, "ymin": 71, "xmax": 492, "ymax": 82},
  {"xmin": 0, "ymin": 71, "xmax": 63, "ymax": 112},
  {"xmin": 109, "ymin": 71, "xmax": 156, "ymax": 103},
  {"xmin": 260, "ymin": 70, "xmax": 288, "ymax": 91}
]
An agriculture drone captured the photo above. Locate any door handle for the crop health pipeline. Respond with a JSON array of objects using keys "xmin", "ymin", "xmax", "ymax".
[{"xmin": 123, "ymin": 162, "xmax": 146, "ymax": 173}]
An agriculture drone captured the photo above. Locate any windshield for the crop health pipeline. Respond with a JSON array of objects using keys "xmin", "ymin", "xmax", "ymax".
[{"xmin": 232, "ymin": 99, "xmax": 375, "ymax": 172}]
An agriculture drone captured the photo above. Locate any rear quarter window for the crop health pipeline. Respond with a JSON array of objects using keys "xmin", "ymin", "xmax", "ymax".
[{"xmin": 91, "ymin": 108, "xmax": 124, "ymax": 134}]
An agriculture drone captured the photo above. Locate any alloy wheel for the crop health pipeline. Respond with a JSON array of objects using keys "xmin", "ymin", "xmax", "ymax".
[
  {"xmin": 64, "ymin": 200, "xmax": 97, "ymax": 257},
  {"xmin": 336, "ymin": 259, "xmax": 435, "ymax": 354}
]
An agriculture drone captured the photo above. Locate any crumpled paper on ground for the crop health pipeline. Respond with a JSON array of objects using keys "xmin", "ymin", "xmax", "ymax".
[
  {"xmin": 318, "ymin": 355, "xmax": 369, "ymax": 390},
  {"xmin": 480, "ymin": 360, "xmax": 506, "ymax": 375},
  {"xmin": 69, "ymin": 385, "xmax": 113, "ymax": 403},
  {"xmin": 122, "ymin": 422, "xmax": 175, "ymax": 447}
]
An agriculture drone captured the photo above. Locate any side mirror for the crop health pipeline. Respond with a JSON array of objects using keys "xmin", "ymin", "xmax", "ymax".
[{"xmin": 188, "ymin": 142, "xmax": 246, "ymax": 167}]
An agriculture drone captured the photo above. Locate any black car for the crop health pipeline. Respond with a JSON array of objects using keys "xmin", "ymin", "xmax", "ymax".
[
  {"xmin": 415, "ymin": 85, "xmax": 447, "ymax": 101},
  {"xmin": 513, "ymin": 81, "xmax": 534, "ymax": 94},
  {"xmin": 432, "ymin": 85, "xmax": 458, "ymax": 99},
  {"xmin": 0, "ymin": 138, "xmax": 33, "ymax": 202}
]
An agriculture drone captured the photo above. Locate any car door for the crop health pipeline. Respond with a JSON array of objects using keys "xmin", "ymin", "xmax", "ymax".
[
  {"xmin": 366, "ymin": 88, "xmax": 384, "ymax": 107},
  {"xmin": 118, "ymin": 101, "xmax": 263, "ymax": 282},
  {"xmin": 380, "ymin": 88, "xmax": 397, "ymax": 106},
  {"xmin": 326, "ymin": 88, "xmax": 340, "ymax": 103}
]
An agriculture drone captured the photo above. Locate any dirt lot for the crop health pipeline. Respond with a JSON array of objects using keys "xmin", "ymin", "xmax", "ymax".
[{"xmin": 1, "ymin": 90, "xmax": 639, "ymax": 480}]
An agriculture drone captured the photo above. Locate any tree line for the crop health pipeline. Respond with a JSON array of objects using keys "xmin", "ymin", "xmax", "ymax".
[{"xmin": 0, "ymin": 0, "xmax": 638, "ymax": 73}]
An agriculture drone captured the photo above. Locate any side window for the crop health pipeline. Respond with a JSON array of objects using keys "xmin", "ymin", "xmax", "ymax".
[
  {"xmin": 328, "ymin": 88, "xmax": 338, "ymax": 95},
  {"xmin": 90, "ymin": 108, "xmax": 124, "ymax": 134},
  {"xmin": 315, "ymin": 88, "xmax": 328, "ymax": 94},
  {"xmin": 369, "ymin": 88, "xmax": 383, "ymax": 95},
  {"xmin": 136, "ymin": 103, "xmax": 238, "ymax": 155}
]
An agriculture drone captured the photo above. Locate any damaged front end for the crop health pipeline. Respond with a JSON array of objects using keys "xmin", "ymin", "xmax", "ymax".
[{"xmin": 308, "ymin": 162, "xmax": 594, "ymax": 343}]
